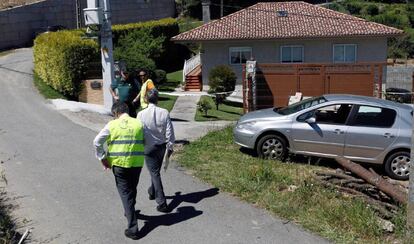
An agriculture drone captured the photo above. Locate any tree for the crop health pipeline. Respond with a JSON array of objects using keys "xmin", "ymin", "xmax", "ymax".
[
  {"xmin": 197, "ymin": 96, "xmax": 213, "ymax": 116},
  {"xmin": 113, "ymin": 29, "xmax": 165, "ymax": 72},
  {"xmin": 208, "ymin": 65, "xmax": 236, "ymax": 110}
]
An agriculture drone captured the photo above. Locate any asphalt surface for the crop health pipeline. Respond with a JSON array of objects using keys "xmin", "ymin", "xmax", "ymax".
[{"xmin": 0, "ymin": 48, "xmax": 329, "ymax": 244}]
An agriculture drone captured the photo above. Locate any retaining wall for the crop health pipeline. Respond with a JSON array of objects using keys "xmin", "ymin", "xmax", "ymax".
[{"xmin": 0, "ymin": 0, "xmax": 175, "ymax": 50}]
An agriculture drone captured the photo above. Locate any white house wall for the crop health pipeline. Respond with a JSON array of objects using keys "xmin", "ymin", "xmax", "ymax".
[{"xmin": 201, "ymin": 37, "xmax": 388, "ymax": 85}]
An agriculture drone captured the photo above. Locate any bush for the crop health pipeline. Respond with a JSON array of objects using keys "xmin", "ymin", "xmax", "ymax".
[
  {"xmin": 197, "ymin": 96, "xmax": 213, "ymax": 116},
  {"xmin": 33, "ymin": 18, "xmax": 191, "ymax": 100},
  {"xmin": 154, "ymin": 69, "xmax": 167, "ymax": 85},
  {"xmin": 362, "ymin": 4, "xmax": 379, "ymax": 16},
  {"xmin": 208, "ymin": 65, "xmax": 237, "ymax": 93},
  {"xmin": 113, "ymin": 28, "xmax": 164, "ymax": 73},
  {"xmin": 208, "ymin": 65, "xmax": 237, "ymax": 110},
  {"xmin": 33, "ymin": 30, "xmax": 99, "ymax": 98},
  {"xmin": 345, "ymin": 1, "xmax": 363, "ymax": 15},
  {"xmin": 113, "ymin": 18, "xmax": 191, "ymax": 72}
]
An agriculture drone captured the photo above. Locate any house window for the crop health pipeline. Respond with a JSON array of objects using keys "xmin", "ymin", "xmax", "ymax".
[
  {"xmin": 229, "ymin": 47, "xmax": 252, "ymax": 65},
  {"xmin": 333, "ymin": 44, "xmax": 357, "ymax": 63},
  {"xmin": 280, "ymin": 45, "xmax": 304, "ymax": 63}
]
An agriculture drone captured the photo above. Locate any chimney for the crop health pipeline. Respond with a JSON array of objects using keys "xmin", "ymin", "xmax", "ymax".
[{"xmin": 202, "ymin": 0, "xmax": 211, "ymax": 23}]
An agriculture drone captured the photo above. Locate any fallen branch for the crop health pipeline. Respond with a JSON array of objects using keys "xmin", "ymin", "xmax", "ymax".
[
  {"xmin": 317, "ymin": 180, "xmax": 396, "ymax": 219},
  {"xmin": 335, "ymin": 157, "xmax": 407, "ymax": 204}
]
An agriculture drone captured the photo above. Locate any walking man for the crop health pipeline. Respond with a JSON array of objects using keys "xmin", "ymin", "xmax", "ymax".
[
  {"xmin": 93, "ymin": 102, "xmax": 145, "ymax": 240},
  {"xmin": 137, "ymin": 69, "xmax": 155, "ymax": 110},
  {"xmin": 137, "ymin": 89, "xmax": 175, "ymax": 213},
  {"xmin": 109, "ymin": 70, "xmax": 141, "ymax": 117}
]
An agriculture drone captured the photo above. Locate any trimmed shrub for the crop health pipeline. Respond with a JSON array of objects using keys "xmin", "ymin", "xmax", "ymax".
[
  {"xmin": 208, "ymin": 65, "xmax": 237, "ymax": 110},
  {"xmin": 208, "ymin": 65, "xmax": 237, "ymax": 93},
  {"xmin": 197, "ymin": 96, "xmax": 213, "ymax": 116},
  {"xmin": 33, "ymin": 30, "xmax": 99, "ymax": 98},
  {"xmin": 33, "ymin": 18, "xmax": 191, "ymax": 100},
  {"xmin": 154, "ymin": 69, "xmax": 167, "ymax": 85}
]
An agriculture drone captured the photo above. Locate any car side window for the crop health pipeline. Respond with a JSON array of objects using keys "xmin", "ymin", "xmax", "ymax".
[
  {"xmin": 350, "ymin": 105, "xmax": 396, "ymax": 128},
  {"xmin": 297, "ymin": 104, "xmax": 352, "ymax": 124}
]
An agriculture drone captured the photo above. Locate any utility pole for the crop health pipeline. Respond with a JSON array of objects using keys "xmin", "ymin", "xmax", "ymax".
[
  {"xmin": 75, "ymin": 0, "xmax": 81, "ymax": 28},
  {"xmin": 220, "ymin": 0, "xmax": 223, "ymax": 18},
  {"xmin": 84, "ymin": 0, "xmax": 114, "ymax": 111},
  {"xmin": 99, "ymin": 0, "xmax": 115, "ymax": 111}
]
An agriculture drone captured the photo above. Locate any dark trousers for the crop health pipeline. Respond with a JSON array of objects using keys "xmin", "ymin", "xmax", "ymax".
[
  {"xmin": 112, "ymin": 166, "xmax": 142, "ymax": 234},
  {"xmin": 145, "ymin": 144, "xmax": 167, "ymax": 206}
]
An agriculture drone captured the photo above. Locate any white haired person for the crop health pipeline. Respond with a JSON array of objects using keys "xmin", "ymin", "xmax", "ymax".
[{"xmin": 137, "ymin": 89, "xmax": 175, "ymax": 212}]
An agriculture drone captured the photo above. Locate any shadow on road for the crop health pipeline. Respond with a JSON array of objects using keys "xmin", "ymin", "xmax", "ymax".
[
  {"xmin": 166, "ymin": 188, "xmax": 219, "ymax": 211},
  {"xmin": 171, "ymin": 118, "xmax": 189, "ymax": 122},
  {"xmin": 136, "ymin": 206, "xmax": 202, "ymax": 238}
]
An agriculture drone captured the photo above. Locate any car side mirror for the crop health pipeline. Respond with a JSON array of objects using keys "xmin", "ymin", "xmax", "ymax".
[{"xmin": 305, "ymin": 117, "xmax": 316, "ymax": 124}]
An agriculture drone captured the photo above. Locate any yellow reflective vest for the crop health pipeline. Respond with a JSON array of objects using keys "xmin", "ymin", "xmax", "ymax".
[
  {"xmin": 107, "ymin": 116, "xmax": 145, "ymax": 168},
  {"xmin": 140, "ymin": 79, "xmax": 155, "ymax": 109}
]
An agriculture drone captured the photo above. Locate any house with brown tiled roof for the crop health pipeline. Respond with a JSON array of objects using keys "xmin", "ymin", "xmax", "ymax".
[{"xmin": 172, "ymin": 1, "xmax": 402, "ymax": 94}]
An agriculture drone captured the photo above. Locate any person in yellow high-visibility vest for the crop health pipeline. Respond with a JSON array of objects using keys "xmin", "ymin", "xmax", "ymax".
[
  {"xmin": 134, "ymin": 69, "xmax": 155, "ymax": 109},
  {"xmin": 93, "ymin": 102, "xmax": 144, "ymax": 240}
]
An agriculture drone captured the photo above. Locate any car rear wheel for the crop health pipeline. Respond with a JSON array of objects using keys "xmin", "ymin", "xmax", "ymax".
[
  {"xmin": 384, "ymin": 151, "xmax": 410, "ymax": 180},
  {"xmin": 256, "ymin": 134, "xmax": 287, "ymax": 160}
]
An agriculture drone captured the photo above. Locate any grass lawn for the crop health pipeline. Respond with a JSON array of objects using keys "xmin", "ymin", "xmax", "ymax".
[
  {"xmin": 0, "ymin": 171, "xmax": 20, "ymax": 243},
  {"xmin": 33, "ymin": 73, "xmax": 68, "ymax": 99},
  {"xmin": 0, "ymin": 50, "xmax": 14, "ymax": 58},
  {"xmin": 157, "ymin": 94, "xmax": 177, "ymax": 112},
  {"xmin": 158, "ymin": 70, "xmax": 182, "ymax": 92},
  {"xmin": 195, "ymin": 96, "xmax": 244, "ymax": 121},
  {"xmin": 176, "ymin": 126, "xmax": 409, "ymax": 243}
]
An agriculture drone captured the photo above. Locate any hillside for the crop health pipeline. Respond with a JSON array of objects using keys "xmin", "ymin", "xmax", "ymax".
[
  {"xmin": 325, "ymin": 0, "xmax": 414, "ymax": 58},
  {"xmin": 0, "ymin": 0, "xmax": 42, "ymax": 10}
]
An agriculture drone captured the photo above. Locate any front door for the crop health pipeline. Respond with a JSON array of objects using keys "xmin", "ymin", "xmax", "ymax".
[{"xmin": 291, "ymin": 104, "xmax": 353, "ymax": 157}]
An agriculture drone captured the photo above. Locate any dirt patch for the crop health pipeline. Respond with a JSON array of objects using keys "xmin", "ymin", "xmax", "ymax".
[{"xmin": 0, "ymin": 0, "xmax": 43, "ymax": 10}]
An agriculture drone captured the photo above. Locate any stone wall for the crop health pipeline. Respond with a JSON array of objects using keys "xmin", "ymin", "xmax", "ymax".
[
  {"xmin": 0, "ymin": 0, "xmax": 175, "ymax": 50},
  {"xmin": 79, "ymin": 79, "xmax": 104, "ymax": 105}
]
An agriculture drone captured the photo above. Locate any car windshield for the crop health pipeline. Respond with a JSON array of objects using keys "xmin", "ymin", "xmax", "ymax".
[{"xmin": 276, "ymin": 96, "xmax": 327, "ymax": 115}]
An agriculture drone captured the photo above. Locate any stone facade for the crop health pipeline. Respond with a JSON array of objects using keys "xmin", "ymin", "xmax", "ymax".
[
  {"xmin": 0, "ymin": 0, "xmax": 175, "ymax": 50},
  {"xmin": 79, "ymin": 79, "xmax": 104, "ymax": 105}
]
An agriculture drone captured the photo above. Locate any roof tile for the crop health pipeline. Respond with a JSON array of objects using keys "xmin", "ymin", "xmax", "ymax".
[{"xmin": 172, "ymin": 1, "xmax": 403, "ymax": 41}]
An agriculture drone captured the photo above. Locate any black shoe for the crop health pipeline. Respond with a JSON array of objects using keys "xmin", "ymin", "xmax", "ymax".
[
  {"xmin": 157, "ymin": 203, "xmax": 171, "ymax": 213},
  {"xmin": 124, "ymin": 229, "xmax": 140, "ymax": 240},
  {"xmin": 148, "ymin": 193, "xmax": 155, "ymax": 200}
]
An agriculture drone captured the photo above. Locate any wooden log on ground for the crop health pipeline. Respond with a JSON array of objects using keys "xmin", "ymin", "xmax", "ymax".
[
  {"xmin": 335, "ymin": 157, "xmax": 407, "ymax": 204},
  {"xmin": 317, "ymin": 180, "xmax": 397, "ymax": 218}
]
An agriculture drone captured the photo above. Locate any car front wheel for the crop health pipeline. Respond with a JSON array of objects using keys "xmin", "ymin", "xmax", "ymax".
[
  {"xmin": 384, "ymin": 151, "xmax": 410, "ymax": 180},
  {"xmin": 256, "ymin": 134, "xmax": 287, "ymax": 160}
]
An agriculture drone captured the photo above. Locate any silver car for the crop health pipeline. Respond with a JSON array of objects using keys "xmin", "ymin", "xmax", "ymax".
[{"xmin": 234, "ymin": 94, "xmax": 412, "ymax": 180}]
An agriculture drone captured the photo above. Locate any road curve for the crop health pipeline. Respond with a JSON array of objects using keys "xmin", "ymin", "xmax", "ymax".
[{"xmin": 0, "ymin": 49, "xmax": 329, "ymax": 244}]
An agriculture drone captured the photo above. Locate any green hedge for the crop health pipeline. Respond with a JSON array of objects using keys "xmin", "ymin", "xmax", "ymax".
[
  {"xmin": 33, "ymin": 18, "xmax": 190, "ymax": 99},
  {"xmin": 33, "ymin": 30, "xmax": 99, "ymax": 98}
]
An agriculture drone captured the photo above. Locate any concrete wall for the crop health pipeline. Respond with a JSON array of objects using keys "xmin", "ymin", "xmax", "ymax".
[
  {"xmin": 0, "ymin": 0, "xmax": 175, "ymax": 50},
  {"xmin": 201, "ymin": 37, "xmax": 388, "ymax": 85},
  {"xmin": 386, "ymin": 66, "xmax": 414, "ymax": 91}
]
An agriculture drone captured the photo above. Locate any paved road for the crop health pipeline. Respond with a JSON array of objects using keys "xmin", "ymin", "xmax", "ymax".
[{"xmin": 0, "ymin": 49, "xmax": 329, "ymax": 243}]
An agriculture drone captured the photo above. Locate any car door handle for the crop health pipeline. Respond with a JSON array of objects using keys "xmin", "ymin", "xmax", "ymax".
[
  {"xmin": 383, "ymin": 133, "xmax": 394, "ymax": 138},
  {"xmin": 334, "ymin": 129, "xmax": 344, "ymax": 134}
]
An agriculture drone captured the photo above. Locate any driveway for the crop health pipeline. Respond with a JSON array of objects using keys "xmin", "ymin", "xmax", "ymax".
[{"xmin": 0, "ymin": 48, "xmax": 329, "ymax": 243}]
